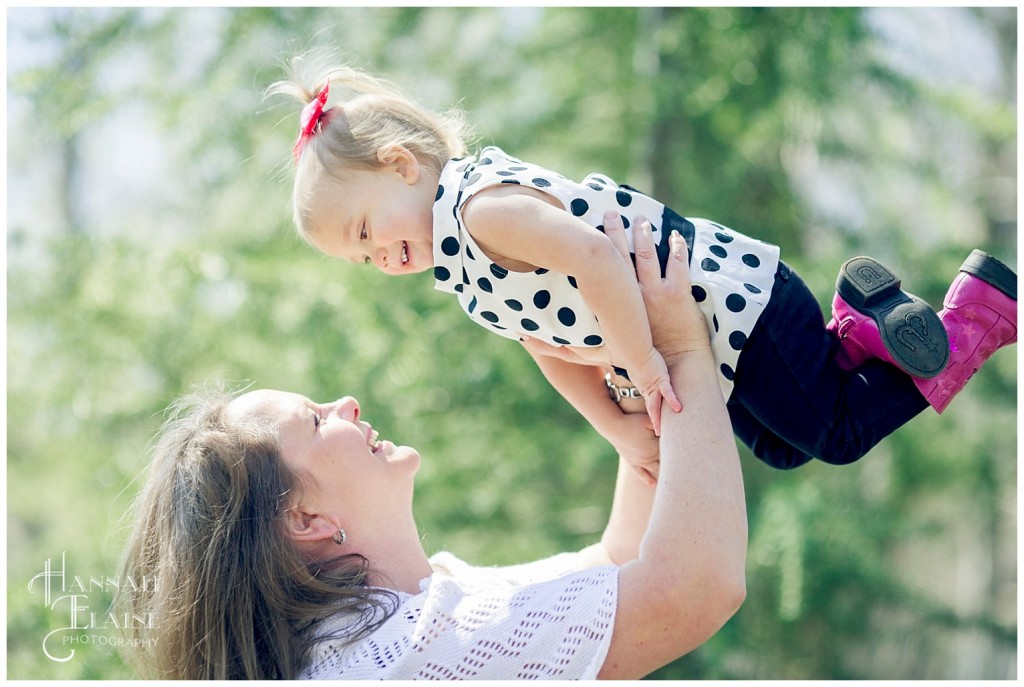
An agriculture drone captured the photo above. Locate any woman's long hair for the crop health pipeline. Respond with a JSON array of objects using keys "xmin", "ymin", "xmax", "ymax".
[{"xmin": 115, "ymin": 387, "xmax": 398, "ymax": 679}]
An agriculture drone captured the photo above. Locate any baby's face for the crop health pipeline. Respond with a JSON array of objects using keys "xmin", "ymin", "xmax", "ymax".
[{"xmin": 305, "ymin": 164, "xmax": 437, "ymax": 276}]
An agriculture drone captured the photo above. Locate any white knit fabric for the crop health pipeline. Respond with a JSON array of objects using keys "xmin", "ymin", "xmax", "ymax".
[{"xmin": 298, "ymin": 551, "xmax": 619, "ymax": 680}]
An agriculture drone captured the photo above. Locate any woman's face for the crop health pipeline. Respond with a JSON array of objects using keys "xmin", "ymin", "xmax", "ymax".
[{"xmin": 227, "ymin": 389, "xmax": 420, "ymax": 519}]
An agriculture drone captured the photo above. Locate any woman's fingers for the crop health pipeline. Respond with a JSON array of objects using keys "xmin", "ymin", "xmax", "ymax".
[
  {"xmin": 664, "ymin": 230, "xmax": 693, "ymax": 292},
  {"xmin": 602, "ymin": 211, "xmax": 632, "ymax": 263},
  {"xmin": 520, "ymin": 335, "xmax": 611, "ymax": 367},
  {"xmin": 520, "ymin": 335, "xmax": 581, "ymax": 364},
  {"xmin": 631, "ymin": 217, "xmax": 662, "ymax": 289}
]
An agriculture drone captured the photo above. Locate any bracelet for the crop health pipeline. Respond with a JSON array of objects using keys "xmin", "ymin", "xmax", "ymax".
[{"xmin": 605, "ymin": 373, "xmax": 642, "ymax": 403}]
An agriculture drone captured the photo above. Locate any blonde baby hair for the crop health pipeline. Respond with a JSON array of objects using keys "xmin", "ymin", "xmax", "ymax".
[{"xmin": 269, "ymin": 60, "xmax": 472, "ymax": 242}]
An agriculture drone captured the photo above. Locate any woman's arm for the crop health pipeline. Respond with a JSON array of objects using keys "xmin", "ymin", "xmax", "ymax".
[
  {"xmin": 525, "ymin": 350, "xmax": 616, "ymax": 427},
  {"xmin": 574, "ymin": 457, "xmax": 656, "ymax": 568},
  {"xmin": 525, "ymin": 350, "xmax": 660, "ymax": 485},
  {"xmin": 597, "ymin": 226, "xmax": 747, "ymax": 680}
]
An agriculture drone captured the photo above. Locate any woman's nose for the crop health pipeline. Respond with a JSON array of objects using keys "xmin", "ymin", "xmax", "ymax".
[{"xmin": 333, "ymin": 396, "xmax": 360, "ymax": 422}]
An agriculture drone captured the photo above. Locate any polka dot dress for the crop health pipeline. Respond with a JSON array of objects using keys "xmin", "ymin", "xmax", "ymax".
[{"xmin": 432, "ymin": 146, "xmax": 780, "ymax": 399}]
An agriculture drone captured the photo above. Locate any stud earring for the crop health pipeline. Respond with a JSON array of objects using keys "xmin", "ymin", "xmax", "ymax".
[{"xmin": 332, "ymin": 529, "xmax": 347, "ymax": 545}]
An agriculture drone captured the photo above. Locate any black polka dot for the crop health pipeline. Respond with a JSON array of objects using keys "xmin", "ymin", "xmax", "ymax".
[
  {"xmin": 533, "ymin": 177, "xmax": 551, "ymax": 188},
  {"xmin": 570, "ymin": 198, "xmax": 589, "ymax": 216},
  {"xmin": 557, "ymin": 308, "xmax": 577, "ymax": 327},
  {"xmin": 535, "ymin": 268, "xmax": 549, "ymax": 275},
  {"xmin": 496, "ymin": 170, "xmax": 515, "ymax": 176},
  {"xmin": 435, "ymin": 185, "xmax": 445, "ymax": 201},
  {"xmin": 467, "ymin": 172, "xmax": 481, "ymax": 185},
  {"xmin": 441, "ymin": 237, "xmax": 460, "ymax": 256},
  {"xmin": 742, "ymin": 254, "xmax": 761, "ymax": 268},
  {"xmin": 454, "ymin": 283, "xmax": 463, "ymax": 293},
  {"xmin": 587, "ymin": 182, "xmax": 604, "ymax": 192},
  {"xmin": 710, "ymin": 245, "xmax": 728, "ymax": 259},
  {"xmin": 490, "ymin": 264, "xmax": 508, "ymax": 279},
  {"xmin": 434, "ymin": 266, "xmax": 450, "ymax": 282},
  {"xmin": 468, "ymin": 296, "xmax": 478, "ymax": 313},
  {"xmin": 567, "ymin": 276, "xmax": 578, "ymax": 289},
  {"xmin": 720, "ymin": 363, "xmax": 736, "ymax": 381},
  {"xmin": 481, "ymin": 311, "xmax": 499, "ymax": 323},
  {"xmin": 521, "ymin": 318, "xmax": 540, "ymax": 331},
  {"xmin": 500, "ymin": 179, "xmax": 522, "ymax": 185},
  {"xmin": 729, "ymin": 331, "xmax": 747, "ymax": 350},
  {"xmin": 615, "ymin": 189, "xmax": 632, "ymax": 207},
  {"xmin": 533, "ymin": 290, "xmax": 551, "ymax": 309},
  {"xmin": 691, "ymin": 285, "xmax": 707, "ymax": 302},
  {"xmin": 477, "ymin": 277, "xmax": 493, "ymax": 293},
  {"xmin": 744, "ymin": 283, "xmax": 762, "ymax": 294},
  {"xmin": 553, "ymin": 336, "xmax": 570, "ymax": 345},
  {"xmin": 584, "ymin": 335, "xmax": 604, "ymax": 346},
  {"xmin": 713, "ymin": 315, "xmax": 719, "ymax": 332},
  {"xmin": 714, "ymin": 231, "xmax": 733, "ymax": 243},
  {"xmin": 505, "ymin": 299, "xmax": 524, "ymax": 311},
  {"xmin": 726, "ymin": 293, "xmax": 747, "ymax": 312},
  {"xmin": 462, "ymin": 268, "xmax": 470, "ymax": 285},
  {"xmin": 479, "ymin": 157, "xmax": 493, "ymax": 165},
  {"xmin": 509, "ymin": 166, "xmax": 528, "ymax": 171},
  {"xmin": 701, "ymin": 258, "xmax": 721, "ymax": 272}
]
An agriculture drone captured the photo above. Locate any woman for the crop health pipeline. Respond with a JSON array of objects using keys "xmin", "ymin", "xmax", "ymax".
[{"xmin": 116, "ymin": 223, "xmax": 747, "ymax": 679}]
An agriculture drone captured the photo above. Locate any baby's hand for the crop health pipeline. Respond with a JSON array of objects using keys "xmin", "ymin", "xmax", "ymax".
[
  {"xmin": 630, "ymin": 347, "xmax": 683, "ymax": 436},
  {"xmin": 604, "ymin": 410, "xmax": 660, "ymax": 486}
]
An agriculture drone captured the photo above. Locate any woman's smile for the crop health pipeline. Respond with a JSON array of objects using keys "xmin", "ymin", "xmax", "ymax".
[{"xmin": 366, "ymin": 424, "xmax": 381, "ymax": 451}]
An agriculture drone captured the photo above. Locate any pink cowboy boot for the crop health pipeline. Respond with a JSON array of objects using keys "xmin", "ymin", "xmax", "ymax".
[
  {"xmin": 912, "ymin": 250, "xmax": 1017, "ymax": 413},
  {"xmin": 827, "ymin": 256, "xmax": 949, "ymax": 378}
]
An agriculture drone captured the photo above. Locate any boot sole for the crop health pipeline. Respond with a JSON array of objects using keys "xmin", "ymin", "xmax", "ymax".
[
  {"xmin": 961, "ymin": 249, "xmax": 1017, "ymax": 300},
  {"xmin": 837, "ymin": 256, "xmax": 950, "ymax": 378}
]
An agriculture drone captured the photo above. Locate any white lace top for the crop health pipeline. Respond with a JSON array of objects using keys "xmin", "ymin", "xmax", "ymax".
[{"xmin": 298, "ymin": 551, "xmax": 619, "ymax": 680}]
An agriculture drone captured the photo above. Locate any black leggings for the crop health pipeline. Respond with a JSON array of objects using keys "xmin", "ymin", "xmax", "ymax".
[{"xmin": 728, "ymin": 262, "xmax": 929, "ymax": 469}]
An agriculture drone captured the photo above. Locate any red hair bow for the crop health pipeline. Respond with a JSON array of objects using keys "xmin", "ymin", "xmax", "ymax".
[{"xmin": 292, "ymin": 81, "xmax": 330, "ymax": 163}]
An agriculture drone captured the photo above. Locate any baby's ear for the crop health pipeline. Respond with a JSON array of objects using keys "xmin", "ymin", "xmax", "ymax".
[{"xmin": 377, "ymin": 145, "xmax": 420, "ymax": 183}]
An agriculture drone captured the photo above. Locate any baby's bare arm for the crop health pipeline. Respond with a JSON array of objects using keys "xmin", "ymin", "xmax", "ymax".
[{"xmin": 461, "ymin": 189, "xmax": 680, "ymax": 429}]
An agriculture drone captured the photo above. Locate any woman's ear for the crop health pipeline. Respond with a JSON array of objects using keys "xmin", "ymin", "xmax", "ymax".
[
  {"xmin": 282, "ymin": 505, "xmax": 342, "ymax": 544},
  {"xmin": 376, "ymin": 144, "xmax": 420, "ymax": 184}
]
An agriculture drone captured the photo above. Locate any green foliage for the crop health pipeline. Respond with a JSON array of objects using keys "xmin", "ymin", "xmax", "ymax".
[{"xmin": 7, "ymin": 6, "xmax": 1016, "ymax": 680}]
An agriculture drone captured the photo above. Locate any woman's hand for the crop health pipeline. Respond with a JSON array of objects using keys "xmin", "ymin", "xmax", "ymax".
[
  {"xmin": 518, "ymin": 337, "xmax": 611, "ymax": 367},
  {"xmin": 519, "ymin": 217, "xmax": 708, "ymax": 367},
  {"xmin": 516, "ymin": 336, "xmax": 660, "ymax": 484},
  {"xmin": 604, "ymin": 411, "xmax": 660, "ymax": 485},
  {"xmin": 603, "ymin": 214, "xmax": 710, "ymax": 364}
]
